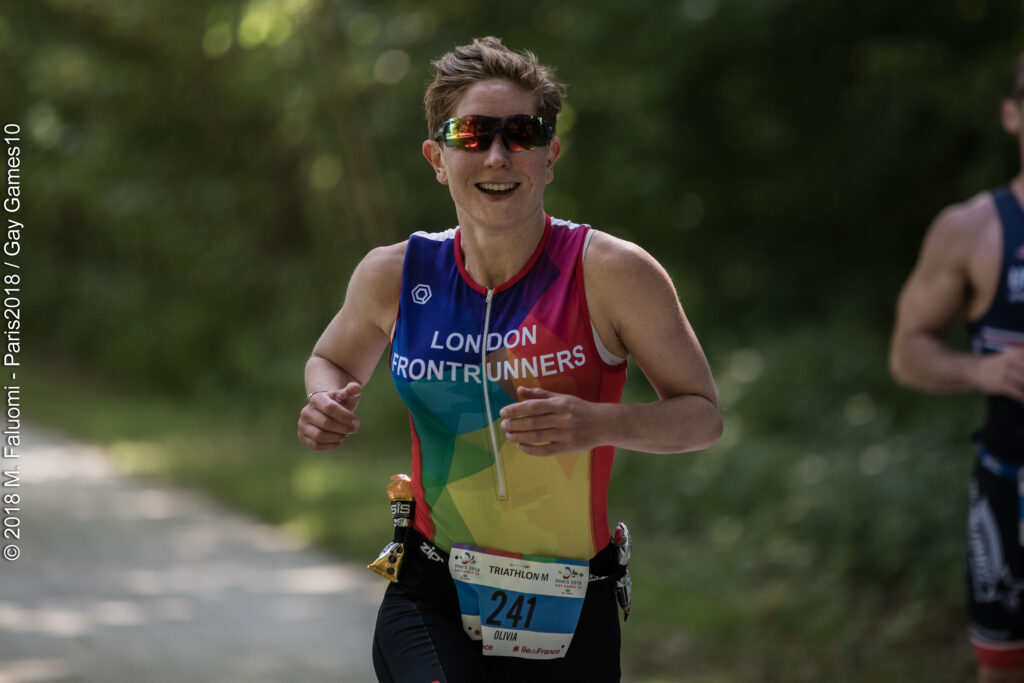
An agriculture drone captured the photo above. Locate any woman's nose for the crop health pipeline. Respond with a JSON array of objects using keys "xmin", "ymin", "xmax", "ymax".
[{"xmin": 483, "ymin": 135, "xmax": 512, "ymax": 167}]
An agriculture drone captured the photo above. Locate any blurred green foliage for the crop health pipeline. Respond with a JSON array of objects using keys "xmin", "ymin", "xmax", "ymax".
[
  {"xmin": 6, "ymin": 0, "xmax": 1024, "ymax": 679},
  {"xmin": 613, "ymin": 314, "xmax": 980, "ymax": 680},
  {"xmin": 5, "ymin": 0, "xmax": 1022, "ymax": 394}
]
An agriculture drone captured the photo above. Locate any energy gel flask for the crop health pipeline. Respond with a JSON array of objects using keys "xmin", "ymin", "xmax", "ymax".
[{"xmin": 367, "ymin": 474, "xmax": 414, "ymax": 582}]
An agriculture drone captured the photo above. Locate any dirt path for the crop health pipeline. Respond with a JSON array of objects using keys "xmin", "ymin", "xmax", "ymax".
[{"xmin": 0, "ymin": 427, "xmax": 386, "ymax": 683}]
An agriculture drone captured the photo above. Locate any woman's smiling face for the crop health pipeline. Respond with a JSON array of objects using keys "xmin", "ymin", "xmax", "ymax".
[{"xmin": 423, "ymin": 78, "xmax": 560, "ymax": 233}]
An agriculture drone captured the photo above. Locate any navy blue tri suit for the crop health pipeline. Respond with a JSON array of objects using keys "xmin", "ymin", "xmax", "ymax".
[{"xmin": 965, "ymin": 186, "xmax": 1024, "ymax": 667}]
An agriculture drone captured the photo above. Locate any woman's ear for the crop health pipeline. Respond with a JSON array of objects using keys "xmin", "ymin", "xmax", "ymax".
[
  {"xmin": 545, "ymin": 136, "xmax": 562, "ymax": 184},
  {"xmin": 422, "ymin": 139, "xmax": 448, "ymax": 184},
  {"xmin": 1001, "ymin": 99, "xmax": 1023, "ymax": 137}
]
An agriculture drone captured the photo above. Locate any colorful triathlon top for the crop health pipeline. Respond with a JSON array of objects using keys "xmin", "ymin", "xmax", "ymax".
[
  {"xmin": 967, "ymin": 186, "xmax": 1024, "ymax": 461},
  {"xmin": 390, "ymin": 216, "xmax": 628, "ymax": 560}
]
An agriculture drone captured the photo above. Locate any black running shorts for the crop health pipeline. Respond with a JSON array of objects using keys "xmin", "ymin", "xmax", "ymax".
[{"xmin": 967, "ymin": 448, "xmax": 1024, "ymax": 666}]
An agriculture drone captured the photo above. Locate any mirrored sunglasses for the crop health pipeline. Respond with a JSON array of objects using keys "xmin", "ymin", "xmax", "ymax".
[{"xmin": 434, "ymin": 114, "xmax": 553, "ymax": 152}]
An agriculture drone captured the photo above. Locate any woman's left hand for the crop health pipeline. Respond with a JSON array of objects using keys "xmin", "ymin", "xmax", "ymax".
[{"xmin": 499, "ymin": 386, "xmax": 610, "ymax": 456}]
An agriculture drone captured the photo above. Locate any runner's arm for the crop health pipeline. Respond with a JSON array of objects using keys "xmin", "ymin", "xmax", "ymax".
[
  {"xmin": 502, "ymin": 233, "xmax": 721, "ymax": 455},
  {"xmin": 889, "ymin": 207, "xmax": 1024, "ymax": 401},
  {"xmin": 298, "ymin": 243, "xmax": 405, "ymax": 451}
]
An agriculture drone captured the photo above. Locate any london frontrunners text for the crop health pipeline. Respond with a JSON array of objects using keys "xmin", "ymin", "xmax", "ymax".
[{"xmin": 391, "ymin": 345, "xmax": 586, "ymax": 384}]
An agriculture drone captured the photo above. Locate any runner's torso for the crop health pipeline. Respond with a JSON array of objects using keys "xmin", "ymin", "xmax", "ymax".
[
  {"xmin": 391, "ymin": 217, "xmax": 628, "ymax": 560},
  {"xmin": 967, "ymin": 186, "xmax": 1024, "ymax": 461}
]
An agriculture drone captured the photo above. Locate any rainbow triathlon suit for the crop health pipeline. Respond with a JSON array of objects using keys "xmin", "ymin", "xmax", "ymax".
[{"xmin": 391, "ymin": 216, "xmax": 628, "ymax": 561}]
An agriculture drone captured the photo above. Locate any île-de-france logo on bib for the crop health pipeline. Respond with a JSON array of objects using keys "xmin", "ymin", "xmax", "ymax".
[{"xmin": 411, "ymin": 284, "xmax": 432, "ymax": 304}]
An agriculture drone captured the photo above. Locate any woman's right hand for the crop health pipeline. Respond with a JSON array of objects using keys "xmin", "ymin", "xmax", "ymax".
[{"xmin": 297, "ymin": 381, "xmax": 363, "ymax": 451}]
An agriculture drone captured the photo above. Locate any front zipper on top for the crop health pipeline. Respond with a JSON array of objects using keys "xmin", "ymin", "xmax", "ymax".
[{"xmin": 481, "ymin": 288, "xmax": 507, "ymax": 500}]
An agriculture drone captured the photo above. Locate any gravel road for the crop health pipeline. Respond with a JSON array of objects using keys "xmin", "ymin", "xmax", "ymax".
[{"xmin": 0, "ymin": 427, "xmax": 386, "ymax": 683}]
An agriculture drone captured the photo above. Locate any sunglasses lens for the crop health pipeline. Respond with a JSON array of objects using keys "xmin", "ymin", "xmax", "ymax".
[
  {"xmin": 502, "ymin": 115, "xmax": 550, "ymax": 152},
  {"xmin": 444, "ymin": 117, "xmax": 494, "ymax": 150}
]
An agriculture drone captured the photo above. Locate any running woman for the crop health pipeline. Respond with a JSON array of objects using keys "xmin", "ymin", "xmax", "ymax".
[
  {"xmin": 298, "ymin": 36, "xmax": 722, "ymax": 682},
  {"xmin": 890, "ymin": 54, "xmax": 1024, "ymax": 683}
]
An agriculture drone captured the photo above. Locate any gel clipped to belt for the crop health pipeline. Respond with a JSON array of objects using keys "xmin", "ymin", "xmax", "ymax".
[{"xmin": 368, "ymin": 474, "xmax": 414, "ymax": 582}]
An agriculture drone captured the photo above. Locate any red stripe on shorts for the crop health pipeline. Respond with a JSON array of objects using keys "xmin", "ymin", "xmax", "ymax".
[{"xmin": 973, "ymin": 639, "xmax": 1024, "ymax": 670}]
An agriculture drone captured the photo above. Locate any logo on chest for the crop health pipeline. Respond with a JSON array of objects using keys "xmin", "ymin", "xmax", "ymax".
[
  {"xmin": 411, "ymin": 284, "xmax": 432, "ymax": 305},
  {"xmin": 1008, "ymin": 266, "xmax": 1024, "ymax": 303}
]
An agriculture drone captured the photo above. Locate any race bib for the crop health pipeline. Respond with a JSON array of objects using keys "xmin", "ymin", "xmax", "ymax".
[{"xmin": 449, "ymin": 544, "xmax": 589, "ymax": 660}]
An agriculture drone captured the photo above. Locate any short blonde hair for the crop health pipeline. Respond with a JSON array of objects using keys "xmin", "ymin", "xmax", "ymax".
[{"xmin": 424, "ymin": 36, "xmax": 567, "ymax": 137}]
